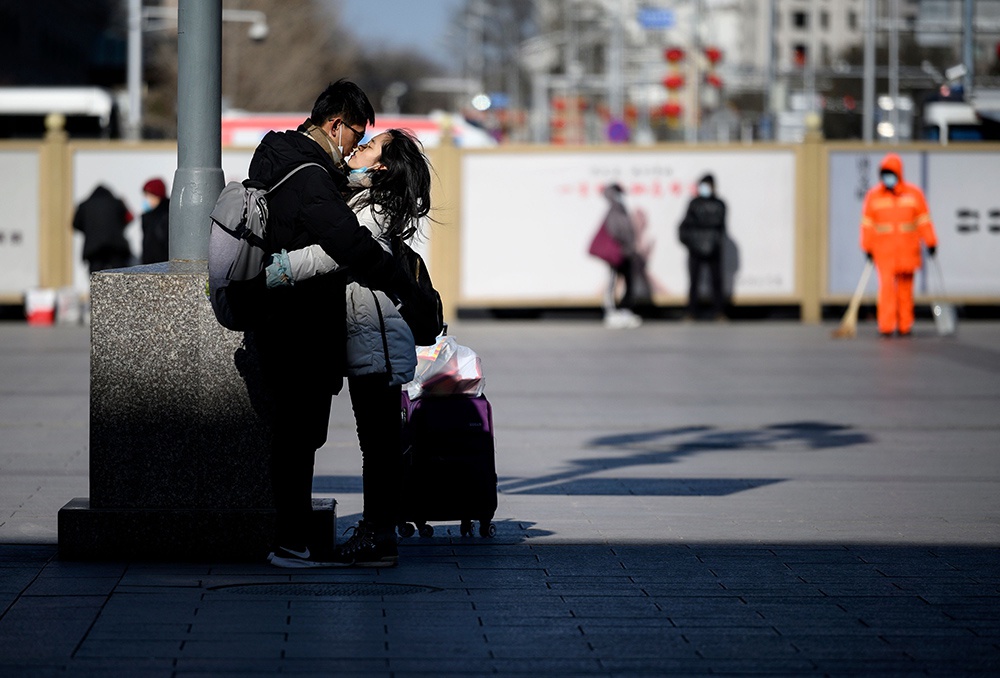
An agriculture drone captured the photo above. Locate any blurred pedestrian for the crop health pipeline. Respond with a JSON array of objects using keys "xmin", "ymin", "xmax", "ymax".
[
  {"xmin": 678, "ymin": 173, "xmax": 727, "ymax": 320},
  {"xmin": 140, "ymin": 177, "xmax": 170, "ymax": 264},
  {"xmin": 72, "ymin": 185, "xmax": 133, "ymax": 273},
  {"xmin": 860, "ymin": 153, "xmax": 938, "ymax": 337},
  {"xmin": 593, "ymin": 183, "xmax": 644, "ymax": 329}
]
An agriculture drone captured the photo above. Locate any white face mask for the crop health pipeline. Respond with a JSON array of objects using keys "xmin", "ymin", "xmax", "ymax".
[
  {"xmin": 881, "ymin": 172, "xmax": 898, "ymax": 189},
  {"xmin": 697, "ymin": 183, "xmax": 712, "ymax": 198},
  {"xmin": 337, "ymin": 125, "xmax": 344, "ymax": 155}
]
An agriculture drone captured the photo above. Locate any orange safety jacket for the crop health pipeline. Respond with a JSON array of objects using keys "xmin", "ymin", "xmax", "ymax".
[{"xmin": 860, "ymin": 153, "xmax": 937, "ymax": 274}]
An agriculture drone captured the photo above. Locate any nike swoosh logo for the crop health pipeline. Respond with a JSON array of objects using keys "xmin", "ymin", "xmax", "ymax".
[{"xmin": 282, "ymin": 547, "xmax": 310, "ymax": 559}]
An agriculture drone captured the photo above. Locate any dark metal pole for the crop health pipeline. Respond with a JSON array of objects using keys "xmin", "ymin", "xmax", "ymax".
[
  {"xmin": 889, "ymin": 0, "xmax": 900, "ymax": 143},
  {"xmin": 169, "ymin": 0, "xmax": 225, "ymax": 261},
  {"xmin": 764, "ymin": 0, "xmax": 776, "ymax": 139},
  {"xmin": 963, "ymin": 0, "xmax": 975, "ymax": 98},
  {"xmin": 126, "ymin": 0, "xmax": 142, "ymax": 140},
  {"xmin": 863, "ymin": 0, "xmax": 875, "ymax": 143}
]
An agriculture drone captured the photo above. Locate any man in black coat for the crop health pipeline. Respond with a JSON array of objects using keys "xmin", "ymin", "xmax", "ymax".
[
  {"xmin": 678, "ymin": 173, "xmax": 727, "ymax": 320},
  {"xmin": 72, "ymin": 185, "xmax": 133, "ymax": 272},
  {"xmin": 247, "ymin": 80, "xmax": 416, "ymax": 568}
]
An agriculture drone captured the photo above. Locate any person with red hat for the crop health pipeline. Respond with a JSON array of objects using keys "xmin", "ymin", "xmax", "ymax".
[{"xmin": 140, "ymin": 177, "xmax": 170, "ymax": 264}]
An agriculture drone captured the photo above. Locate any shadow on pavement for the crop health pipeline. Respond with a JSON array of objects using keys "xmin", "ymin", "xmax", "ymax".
[{"xmin": 500, "ymin": 421, "xmax": 870, "ymax": 497}]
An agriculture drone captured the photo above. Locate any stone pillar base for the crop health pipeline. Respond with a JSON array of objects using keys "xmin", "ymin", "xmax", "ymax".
[
  {"xmin": 56, "ymin": 263, "xmax": 338, "ymax": 563},
  {"xmin": 58, "ymin": 498, "xmax": 336, "ymax": 561}
]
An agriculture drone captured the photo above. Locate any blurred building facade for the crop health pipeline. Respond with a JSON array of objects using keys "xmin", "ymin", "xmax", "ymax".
[{"xmin": 502, "ymin": 0, "xmax": 1000, "ymax": 143}]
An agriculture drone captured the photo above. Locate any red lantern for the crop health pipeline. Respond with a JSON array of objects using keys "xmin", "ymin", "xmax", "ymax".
[
  {"xmin": 661, "ymin": 102, "xmax": 683, "ymax": 118},
  {"xmin": 704, "ymin": 46, "xmax": 723, "ymax": 65},
  {"xmin": 664, "ymin": 47, "xmax": 685, "ymax": 63},
  {"xmin": 663, "ymin": 74, "xmax": 685, "ymax": 90},
  {"xmin": 705, "ymin": 73, "xmax": 723, "ymax": 89},
  {"xmin": 793, "ymin": 45, "xmax": 807, "ymax": 67},
  {"xmin": 552, "ymin": 97, "xmax": 567, "ymax": 111}
]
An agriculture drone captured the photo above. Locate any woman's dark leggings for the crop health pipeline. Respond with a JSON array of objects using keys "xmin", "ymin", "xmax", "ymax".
[
  {"xmin": 614, "ymin": 258, "xmax": 635, "ymax": 310},
  {"xmin": 348, "ymin": 373, "xmax": 403, "ymax": 533}
]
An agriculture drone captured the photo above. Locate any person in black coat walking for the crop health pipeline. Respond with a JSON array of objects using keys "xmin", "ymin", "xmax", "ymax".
[
  {"xmin": 140, "ymin": 177, "xmax": 170, "ymax": 264},
  {"xmin": 678, "ymin": 173, "xmax": 727, "ymax": 320},
  {"xmin": 72, "ymin": 185, "xmax": 133, "ymax": 273},
  {"xmin": 245, "ymin": 80, "xmax": 419, "ymax": 569}
]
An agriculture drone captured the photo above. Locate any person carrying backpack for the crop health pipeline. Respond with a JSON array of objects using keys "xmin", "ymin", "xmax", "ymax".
[
  {"xmin": 244, "ymin": 80, "xmax": 422, "ymax": 568},
  {"xmin": 265, "ymin": 129, "xmax": 438, "ymax": 568}
]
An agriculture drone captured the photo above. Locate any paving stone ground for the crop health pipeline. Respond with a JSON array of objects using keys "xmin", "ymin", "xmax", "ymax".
[{"xmin": 1, "ymin": 319, "xmax": 998, "ymax": 676}]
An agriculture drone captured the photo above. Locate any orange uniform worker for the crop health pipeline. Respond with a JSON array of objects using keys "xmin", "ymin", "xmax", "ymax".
[{"xmin": 860, "ymin": 153, "xmax": 938, "ymax": 337}]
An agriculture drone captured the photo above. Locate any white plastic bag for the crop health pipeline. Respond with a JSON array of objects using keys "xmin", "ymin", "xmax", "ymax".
[
  {"xmin": 405, "ymin": 335, "xmax": 485, "ymax": 399},
  {"xmin": 929, "ymin": 256, "xmax": 957, "ymax": 337}
]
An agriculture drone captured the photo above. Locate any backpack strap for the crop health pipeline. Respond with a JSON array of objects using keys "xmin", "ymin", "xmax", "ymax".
[{"xmin": 265, "ymin": 162, "xmax": 327, "ymax": 194}]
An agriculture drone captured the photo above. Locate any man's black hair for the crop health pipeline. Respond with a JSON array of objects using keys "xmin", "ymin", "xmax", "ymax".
[{"xmin": 310, "ymin": 79, "xmax": 375, "ymax": 127}]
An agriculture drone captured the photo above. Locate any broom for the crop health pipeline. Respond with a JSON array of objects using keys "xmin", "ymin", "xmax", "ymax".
[{"xmin": 832, "ymin": 260, "xmax": 874, "ymax": 339}]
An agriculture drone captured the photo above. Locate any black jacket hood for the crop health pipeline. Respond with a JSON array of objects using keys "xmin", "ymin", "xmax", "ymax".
[{"xmin": 248, "ymin": 127, "xmax": 347, "ymax": 192}]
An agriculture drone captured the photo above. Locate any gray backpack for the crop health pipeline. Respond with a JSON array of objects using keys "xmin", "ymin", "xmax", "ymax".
[{"xmin": 207, "ymin": 163, "xmax": 324, "ymax": 330}]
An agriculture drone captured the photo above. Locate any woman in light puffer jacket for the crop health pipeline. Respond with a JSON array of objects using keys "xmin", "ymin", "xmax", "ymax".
[{"xmin": 265, "ymin": 128, "xmax": 433, "ymax": 566}]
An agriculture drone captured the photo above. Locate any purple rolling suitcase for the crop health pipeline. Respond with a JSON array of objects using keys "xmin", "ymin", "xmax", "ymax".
[{"xmin": 398, "ymin": 393, "xmax": 498, "ymax": 537}]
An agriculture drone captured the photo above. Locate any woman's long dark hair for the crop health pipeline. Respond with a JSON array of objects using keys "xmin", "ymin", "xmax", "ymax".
[{"xmin": 355, "ymin": 128, "xmax": 431, "ymax": 242}]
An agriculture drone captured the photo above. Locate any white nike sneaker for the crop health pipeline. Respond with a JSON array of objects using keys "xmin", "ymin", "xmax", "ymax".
[{"xmin": 267, "ymin": 545, "xmax": 335, "ymax": 568}]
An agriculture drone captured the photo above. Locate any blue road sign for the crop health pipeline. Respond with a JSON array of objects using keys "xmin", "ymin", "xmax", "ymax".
[{"xmin": 637, "ymin": 7, "xmax": 675, "ymax": 30}]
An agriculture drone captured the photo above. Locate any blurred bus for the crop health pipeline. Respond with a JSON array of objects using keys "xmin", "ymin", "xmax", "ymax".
[
  {"xmin": 921, "ymin": 90, "xmax": 1000, "ymax": 143},
  {"xmin": 0, "ymin": 87, "xmax": 120, "ymax": 138}
]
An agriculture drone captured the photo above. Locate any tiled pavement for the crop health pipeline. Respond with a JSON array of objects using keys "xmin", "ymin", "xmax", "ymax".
[{"xmin": 1, "ymin": 319, "xmax": 999, "ymax": 676}]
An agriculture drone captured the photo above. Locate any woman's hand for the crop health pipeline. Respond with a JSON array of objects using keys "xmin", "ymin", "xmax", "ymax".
[{"xmin": 265, "ymin": 250, "xmax": 294, "ymax": 288}]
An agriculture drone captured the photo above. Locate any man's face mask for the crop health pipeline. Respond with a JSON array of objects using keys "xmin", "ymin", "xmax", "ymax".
[
  {"xmin": 697, "ymin": 182, "xmax": 712, "ymax": 198},
  {"xmin": 881, "ymin": 171, "xmax": 898, "ymax": 189}
]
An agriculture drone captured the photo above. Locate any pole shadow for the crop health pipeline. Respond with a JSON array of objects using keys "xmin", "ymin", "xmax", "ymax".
[{"xmin": 500, "ymin": 421, "xmax": 871, "ymax": 497}]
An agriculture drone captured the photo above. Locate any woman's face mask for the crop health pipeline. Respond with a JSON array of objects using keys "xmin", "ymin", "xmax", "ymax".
[
  {"xmin": 697, "ymin": 182, "xmax": 712, "ymax": 198},
  {"xmin": 881, "ymin": 171, "xmax": 898, "ymax": 189}
]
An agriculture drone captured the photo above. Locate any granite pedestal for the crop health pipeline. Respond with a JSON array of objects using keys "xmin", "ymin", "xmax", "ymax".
[{"xmin": 57, "ymin": 263, "xmax": 335, "ymax": 560}]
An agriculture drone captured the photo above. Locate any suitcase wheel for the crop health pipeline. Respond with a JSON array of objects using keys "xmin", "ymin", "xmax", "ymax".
[
  {"xmin": 401, "ymin": 521, "xmax": 494, "ymax": 538},
  {"xmin": 460, "ymin": 520, "xmax": 496, "ymax": 538}
]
